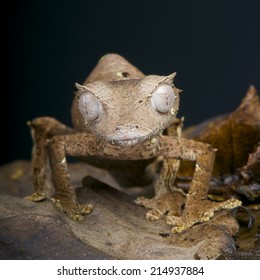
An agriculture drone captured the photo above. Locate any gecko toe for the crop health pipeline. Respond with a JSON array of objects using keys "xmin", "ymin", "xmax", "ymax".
[
  {"xmin": 146, "ymin": 209, "xmax": 164, "ymax": 220},
  {"xmin": 26, "ymin": 192, "xmax": 46, "ymax": 202},
  {"xmin": 51, "ymin": 197, "xmax": 93, "ymax": 220},
  {"xmin": 167, "ymin": 198, "xmax": 242, "ymax": 233},
  {"xmin": 79, "ymin": 203, "xmax": 93, "ymax": 215}
]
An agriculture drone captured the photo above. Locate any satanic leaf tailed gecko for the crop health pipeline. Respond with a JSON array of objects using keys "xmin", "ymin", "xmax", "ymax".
[{"xmin": 27, "ymin": 54, "xmax": 241, "ymax": 233}]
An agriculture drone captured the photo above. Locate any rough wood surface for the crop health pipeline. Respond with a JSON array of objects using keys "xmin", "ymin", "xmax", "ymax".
[{"xmin": 0, "ymin": 160, "xmax": 245, "ymax": 260}]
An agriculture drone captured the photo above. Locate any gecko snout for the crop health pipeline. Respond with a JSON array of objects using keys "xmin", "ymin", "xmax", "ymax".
[{"xmin": 110, "ymin": 124, "xmax": 152, "ymax": 146}]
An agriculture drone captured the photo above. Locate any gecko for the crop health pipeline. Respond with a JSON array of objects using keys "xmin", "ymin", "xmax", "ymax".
[{"xmin": 27, "ymin": 54, "xmax": 241, "ymax": 233}]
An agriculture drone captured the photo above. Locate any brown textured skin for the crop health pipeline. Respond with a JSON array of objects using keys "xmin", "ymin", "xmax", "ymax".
[{"xmin": 27, "ymin": 54, "xmax": 241, "ymax": 232}]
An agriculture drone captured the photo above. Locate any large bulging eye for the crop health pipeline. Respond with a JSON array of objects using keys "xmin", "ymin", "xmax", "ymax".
[
  {"xmin": 151, "ymin": 84, "xmax": 176, "ymax": 113},
  {"xmin": 78, "ymin": 92, "xmax": 102, "ymax": 121}
]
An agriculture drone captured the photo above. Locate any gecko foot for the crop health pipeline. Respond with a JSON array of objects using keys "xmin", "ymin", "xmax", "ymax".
[
  {"xmin": 167, "ymin": 197, "xmax": 242, "ymax": 233},
  {"xmin": 135, "ymin": 191, "xmax": 186, "ymax": 221},
  {"xmin": 26, "ymin": 192, "xmax": 46, "ymax": 202},
  {"xmin": 51, "ymin": 197, "xmax": 93, "ymax": 221}
]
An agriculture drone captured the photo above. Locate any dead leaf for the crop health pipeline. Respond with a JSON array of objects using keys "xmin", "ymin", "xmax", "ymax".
[
  {"xmin": 235, "ymin": 143, "xmax": 260, "ymax": 201},
  {"xmin": 182, "ymin": 86, "xmax": 260, "ymax": 176}
]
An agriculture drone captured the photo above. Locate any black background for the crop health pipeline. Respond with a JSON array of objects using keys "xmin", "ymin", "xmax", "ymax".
[{"xmin": 5, "ymin": 0, "xmax": 260, "ymax": 165}]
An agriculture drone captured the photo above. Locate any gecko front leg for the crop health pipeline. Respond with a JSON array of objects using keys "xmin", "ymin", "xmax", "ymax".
[
  {"xmin": 137, "ymin": 136, "xmax": 241, "ymax": 233},
  {"xmin": 163, "ymin": 137, "xmax": 241, "ymax": 233},
  {"xmin": 27, "ymin": 117, "xmax": 94, "ymax": 220},
  {"xmin": 27, "ymin": 117, "xmax": 75, "ymax": 201},
  {"xmin": 47, "ymin": 134, "xmax": 95, "ymax": 220}
]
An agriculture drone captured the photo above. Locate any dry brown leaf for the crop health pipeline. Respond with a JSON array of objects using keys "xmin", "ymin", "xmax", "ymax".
[{"xmin": 183, "ymin": 86, "xmax": 260, "ymax": 176}]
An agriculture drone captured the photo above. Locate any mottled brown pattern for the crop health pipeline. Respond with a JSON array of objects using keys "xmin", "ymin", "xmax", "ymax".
[{"xmin": 27, "ymin": 54, "xmax": 241, "ymax": 232}]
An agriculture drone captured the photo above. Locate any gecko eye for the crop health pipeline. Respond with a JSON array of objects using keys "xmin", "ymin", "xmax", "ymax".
[
  {"xmin": 151, "ymin": 84, "xmax": 176, "ymax": 113},
  {"xmin": 78, "ymin": 92, "xmax": 102, "ymax": 121}
]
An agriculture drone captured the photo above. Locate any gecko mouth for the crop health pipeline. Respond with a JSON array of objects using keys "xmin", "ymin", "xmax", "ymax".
[
  {"xmin": 111, "ymin": 137, "xmax": 146, "ymax": 146},
  {"xmin": 104, "ymin": 124, "xmax": 157, "ymax": 146},
  {"xmin": 107, "ymin": 128, "xmax": 161, "ymax": 146}
]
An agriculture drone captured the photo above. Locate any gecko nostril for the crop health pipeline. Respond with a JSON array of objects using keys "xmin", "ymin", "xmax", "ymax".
[
  {"xmin": 122, "ymin": 72, "xmax": 130, "ymax": 78},
  {"xmin": 135, "ymin": 125, "xmax": 139, "ymax": 129},
  {"xmin": 115, "ymin": 127, "xmax": 120, "ymax": 131}
]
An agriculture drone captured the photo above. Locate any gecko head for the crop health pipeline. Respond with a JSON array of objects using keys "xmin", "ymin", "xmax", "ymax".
[{"xmin": 72, "ymin": 73, "xmax": 181, "ymax": 146}]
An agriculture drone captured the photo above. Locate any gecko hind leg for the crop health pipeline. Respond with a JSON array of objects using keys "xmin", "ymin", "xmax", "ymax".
[{"xmin": 135, "ymin": 158, "xmax": 186, "ymax": 220}]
